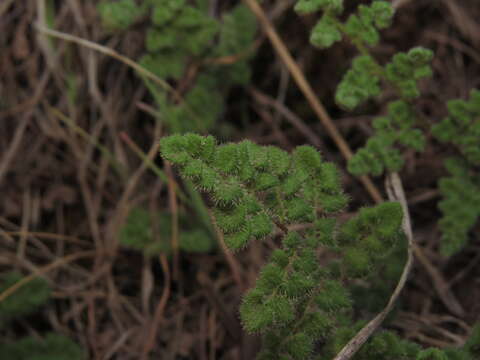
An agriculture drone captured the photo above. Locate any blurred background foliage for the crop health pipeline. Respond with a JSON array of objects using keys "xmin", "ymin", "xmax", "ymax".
[{"xmin": 0, "ymin": 0, "xmax": 479, "ymax": 358}]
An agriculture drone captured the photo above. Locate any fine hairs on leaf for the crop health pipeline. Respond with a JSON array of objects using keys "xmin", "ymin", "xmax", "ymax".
[
  {"xmin": 160, "ymin": 134, "xmax": 480, "ymax": 359},
  {"xmin": 160, "ymin": 133, "xmax": 406, "ymax": 358}
]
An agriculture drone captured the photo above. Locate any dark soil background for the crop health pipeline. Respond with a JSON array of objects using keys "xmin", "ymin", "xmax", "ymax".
[{"xmin": 1, "ymin": 0, "xmax": 479, "ymax": 359}]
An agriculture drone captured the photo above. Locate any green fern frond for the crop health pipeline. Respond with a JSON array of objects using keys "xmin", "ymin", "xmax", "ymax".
[
  {"xmin": 0, "ymin": 333, "xmax": 85, "ymax": 360},
  {"xmin": 436, "ymin": 158, "xmax": 480, "ymax": 256}
]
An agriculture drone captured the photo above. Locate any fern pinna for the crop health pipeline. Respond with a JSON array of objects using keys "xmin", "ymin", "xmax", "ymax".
[{"xmin": 431, "ymin": 90, "xmax": 480, "ymax": 256}]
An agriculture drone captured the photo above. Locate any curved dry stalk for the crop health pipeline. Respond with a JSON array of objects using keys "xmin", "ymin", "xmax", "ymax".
[{"xmin": 34, "ymin": 24, "xmax": 176, "ymax": 98}]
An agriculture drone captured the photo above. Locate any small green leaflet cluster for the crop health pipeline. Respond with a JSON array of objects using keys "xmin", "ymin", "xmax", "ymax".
[
  {"xmin": 0, "ymin": 272, "xmax": 85, "ymax": 359},
  {"xmin": 336, "ymin": 47, "xmax": 433, "ymax": 111},
  {"xmin": 119, "ymin": 207, "xmax": 215, "ymax": 256},
  {"xmin": 384, "ymin": 47, "xmax": 434, "ymax": 100},
  {"xmin": 294, "ymin": 0, "xmax": 433, "ymax": 178},
  {"xmin": 342, "ymin": 48, "xmax": 432, "ymax": 175},
  {"xmin": 431, "ymin": 89, "xmax": 480, "ymax": 255},
  {"xmin": 98, "ymin": 0, "xmax": 257, "ymax": 133},
  {"xmin": 335, "ymin": 55, "xmax": 382, "ymax": 112},
  {"xmin": 432, "ymin": 89, "xmax": 480, "ymax": 166},
  {"xmin": 160, "ymin": 133, "xmax": 350, "ymax": 249},
  {"xmin": 160, "ymin": 134, "xmax": 408, "ymax": 359},
  {"xmin": 434, "ymin": 159, "xmax": 480, "ymax": 256},
  {"xmin": 97, "ymin": 0, "xmax": 147, "ymax": 30},
  {"xmin": 297, "ymin": 1, "xmax": 393, "ymax": 49},
  {"xmin": 348, "ymin": 100, "xmax": 425, "ymax": 176}
]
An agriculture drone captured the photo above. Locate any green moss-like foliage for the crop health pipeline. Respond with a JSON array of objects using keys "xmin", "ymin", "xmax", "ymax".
[
  {"xmin": 336, "ymin": 47, "xmax": 432, "ymax": 110},
  {"xmin": 160, "ymin": 134, "xmax": 408, "ymax": 358},
  {"xmin": 435, "ymin": 158, "xmax": 480, "ymax": 256},
  {"xmin": 385, "ymin": 47, "xmax": 434, "ymax": 99},
  {"xmin": 119, "ymin": 207, "xmax": 215, "ymax": 256},
  {"xmin": 464, "ymin": 323, "xmax": 480, "ymax": 357},
  {"xmin": 295, "ymin": 0, "xmax": 432, "ymax": 110},
  {"xmin": 294, "ymin": 0, "xmax": 344, "ymax": 15},
  {"xmin": 0, "ymin": 333, "xmax": 85, "ymax": 360},
  {"xmin": 432, "ymin": 89, "xmax": 480, "ymax": 166},
  {"xmin": 416, "ymin": 348, "xmax": 449, "ymax": 360},
  {"xmin": 297, "ymin": 0, "xmax": 394, "ymax": 50},
  {"xmin": 0, "ymin": 272, "xmax": 50, "ymax": 327},
  {"xmin": 431, "ymin": 90, "xmax": 480, "ymax": 256},
  {"xmin": 310, "ymin": 14, "xmax": 343, "ymax": 49},
  {"xmin": 348, "ymin": 100, "xmax": 425, "ymax": 176},
  {"xmin": 213, "ymin": 4, "xmax": 257, "ymax": 85},
  {"xmin": 335, "ymin": 55, "xmax": 381, "ymax": 110},
  {"xmin": 344, "ymin": 2, "xmax": 395, "ymax": 47},
  {"xmin": 340, "ymin": 202, "xmax": 404, "ymax": 276},
  {"xmin": 98, "ymin": 1, "xmax": 257, "ymax": 133},
  {"xmin": 97, "ymin": 0, "xmax": 146, "ymax": 30},
  {"xmin": 144, "ymin": 3, "xmax": 219, "ymax": 64}
]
